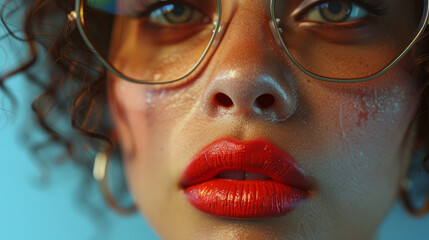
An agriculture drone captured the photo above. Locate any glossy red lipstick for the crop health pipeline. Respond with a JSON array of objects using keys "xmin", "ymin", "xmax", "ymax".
[{"xmin": 181, "ymin": 138, "xmax": 310, "ymax": 219}]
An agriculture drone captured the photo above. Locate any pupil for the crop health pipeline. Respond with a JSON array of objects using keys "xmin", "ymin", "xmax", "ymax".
[
  {"xmin": 328, "ymin": 3, "xmax": 343, "ymax": 14},
  {"xmin": 171, "ymin": 5, "xmax": 186, "ymax": 16}
]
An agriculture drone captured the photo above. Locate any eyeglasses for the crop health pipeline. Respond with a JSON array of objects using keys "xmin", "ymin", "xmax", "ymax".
[{"xmin": 72, "ymin": 0, "xmax": 429, "ymax": 84}]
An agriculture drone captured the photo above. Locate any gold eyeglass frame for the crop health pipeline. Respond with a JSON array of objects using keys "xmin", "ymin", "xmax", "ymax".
[{"xmin": 71, "ymin": 0, "xmax": 429, "ymax": 84}]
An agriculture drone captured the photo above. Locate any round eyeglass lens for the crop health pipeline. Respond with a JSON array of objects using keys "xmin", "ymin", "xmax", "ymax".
[
  {"xmin": 274, "ymin": 0, "xmax": 427, "ymax": 80},
  {"xmin": 80, "ymin": 0, "xmax": 219, "ymax": 83}
]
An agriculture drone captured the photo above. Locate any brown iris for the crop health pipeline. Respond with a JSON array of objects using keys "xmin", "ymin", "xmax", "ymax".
[
  {"xmin": 160, "ymin": 4, "xmax": 194, "ymax": 24},
  {"xmin": 319, "ymin": 2, "xmax": 353, "ymax": 22}
]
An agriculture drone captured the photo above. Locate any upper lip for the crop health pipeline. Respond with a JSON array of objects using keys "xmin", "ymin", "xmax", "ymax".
[{"xmin": 180, "ymin": 138, "xmax": 311, "ymax": 190}]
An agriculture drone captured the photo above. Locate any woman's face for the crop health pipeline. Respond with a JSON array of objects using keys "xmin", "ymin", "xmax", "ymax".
[{"xmin": 106, "ymin": 0, "xmax": 421, "ymax": 239}]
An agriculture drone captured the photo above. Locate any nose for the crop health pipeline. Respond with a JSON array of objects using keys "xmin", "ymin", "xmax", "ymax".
[
  {"xmin": 202, "ymin": 68, "xmax": 297, "ymax": 121},
  {"xmin": 201, "ymin": 6, "xmax": 297, "ymax": 122}
]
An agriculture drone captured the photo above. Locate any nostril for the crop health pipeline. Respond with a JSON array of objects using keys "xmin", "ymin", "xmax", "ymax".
[
  {"xmin": 255, "ymin": 94, "xmax": 275, "ymax": 109},
  {"xmin": 215, "ymin": 93, "xmax": 234, "ymax": 108}
]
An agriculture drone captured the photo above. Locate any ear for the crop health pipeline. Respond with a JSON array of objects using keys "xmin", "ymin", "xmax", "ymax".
[{"xmin": 399, "ymin": 118, "xmax": 429, "ymax": 216}]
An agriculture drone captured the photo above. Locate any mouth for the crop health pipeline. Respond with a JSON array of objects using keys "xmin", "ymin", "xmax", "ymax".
[
  {"xmin": 180, "ymin": 138, "xmax": 312, "ymax": 219},
  {"xmin": 216, "ymin": 170, "xmax": 271, "ymax": 180}
]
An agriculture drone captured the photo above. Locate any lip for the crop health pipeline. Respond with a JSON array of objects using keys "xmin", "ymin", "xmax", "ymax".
[{"xmin": 180, "ymin": 138, "xmax": 311, "ymax": 219}]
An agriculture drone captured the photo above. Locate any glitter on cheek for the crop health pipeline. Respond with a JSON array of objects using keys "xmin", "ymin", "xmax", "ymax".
[
  {"xmin": 326, "ymin": 74, "xmax": 417, "ymax": 170},
  {"xmin": 350, "ymin": 85, "xmax": 407, "ymax": 128}
]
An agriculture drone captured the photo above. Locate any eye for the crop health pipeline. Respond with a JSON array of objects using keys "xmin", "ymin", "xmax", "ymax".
[
  {"xmin": 303, "ymin": 2, "xmax": 368, "ymax": 23},
  {"xmin": 149, "ymin": 3, "xmax": 207, "ymax": 26}
]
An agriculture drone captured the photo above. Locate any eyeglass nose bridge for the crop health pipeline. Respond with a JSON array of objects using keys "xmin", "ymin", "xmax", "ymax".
[
  {"xmin": 212, "ymin": 20, "xmax": 226, "ymax": 47},
  {"xmin": 211, "ymin": 17, "xmax": 284, "ymax": 49},
  {"xmin": 269, "ymin": 18, "xmax": 284, "ymax": 48}
]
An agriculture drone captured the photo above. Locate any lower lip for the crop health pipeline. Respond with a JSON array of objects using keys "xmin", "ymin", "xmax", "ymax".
[{"xmin": 184, "ymin": 179, "xmax": 308, "ymax": 219}]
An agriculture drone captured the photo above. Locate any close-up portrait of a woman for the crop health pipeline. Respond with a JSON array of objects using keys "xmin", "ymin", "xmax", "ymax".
[{"xmin": 1, "ymin": 0, "xmax": 429, "ymax": 239}]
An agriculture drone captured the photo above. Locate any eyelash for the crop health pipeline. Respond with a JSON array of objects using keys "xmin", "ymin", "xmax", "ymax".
[
  {"xmin": 295, "ymin": 0, "xmax": 389, "ymax": 21},
  {"xmin": 132, "ymin": 0, "xmax": 199, "ymax": 19},
  {"xmin": 119, "ymin": 0, "xmax": 389, "ymax": 25}
]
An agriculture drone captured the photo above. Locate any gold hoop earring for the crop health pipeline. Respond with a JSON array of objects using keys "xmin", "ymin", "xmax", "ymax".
[
  {"xmin": 400, "ymin": 177, "xmax": 429, "ymax": 217},
  {"xmin": 93, "ymin": 151, "xmax": 137, "ymax": 214}
]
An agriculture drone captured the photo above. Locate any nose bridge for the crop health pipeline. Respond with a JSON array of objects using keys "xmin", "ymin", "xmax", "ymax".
[
  {"xmin": 211, "ymin": 0, "xmax": 286, "ymax": 71},
  {"xmin": 219, "ymin": 1, "xmax": 277, "ymax": 59},
  {"xmin": 201, "ymin": 2, "xmax": 298, "ymax": 122}
]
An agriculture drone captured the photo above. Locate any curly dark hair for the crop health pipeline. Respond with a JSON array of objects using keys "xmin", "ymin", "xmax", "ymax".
[{"xmin": 1, "ymin": 0, "xmax": 429, "ymax": 216}]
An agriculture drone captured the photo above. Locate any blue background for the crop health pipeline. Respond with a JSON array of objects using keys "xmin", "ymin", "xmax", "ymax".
[
  {"xmin": 0, "ymin": 47, "xmax": 160, "ymax": 239},
  {"xmin": 1, "ymin": 2, "xmax": 429, "ymax": 239},
  {"xmin": 0, "ymin": 5, "xmax": 159, "ymax": 238}
]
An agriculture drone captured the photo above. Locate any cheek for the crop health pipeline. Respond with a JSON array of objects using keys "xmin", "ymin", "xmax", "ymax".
[
  {"xmin": 107, "ymin": 76, "xmax": 204, "ymax": 187},
  {"xmin": 298, "ymin": 69, "xmax": 418, "ymax": 233},
  {"xmin": 330, "ymin": 75, "xmax": 416, "ymax": 166},
  {"xmin": 108, "ymin": 78, "xmax": 195, "ymax": 156},
  {"xmin": 303, "ymin": 68, "xmax": 417, "ymax": 159},
  {"xmin": 107, "ymin": 76, "xmax": 213, "ymax": 233},
  {"xmin": 107, "ymin": 79, "xmax": 153, "ymax": 158},
  {"xmin": 327, "ymin": 83, "xmax": 412, "ymax": 190}
]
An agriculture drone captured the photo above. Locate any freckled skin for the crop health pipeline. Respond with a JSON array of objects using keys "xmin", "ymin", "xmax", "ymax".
[{"xmin": 107, "ymin": 0, "xmax": 420, "ymax": 239}]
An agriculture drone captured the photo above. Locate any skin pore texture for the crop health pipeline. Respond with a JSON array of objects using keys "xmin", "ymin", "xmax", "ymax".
[{"xmin": 106, "ymin": 0, "xmax": 420, "ymax": 239}]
